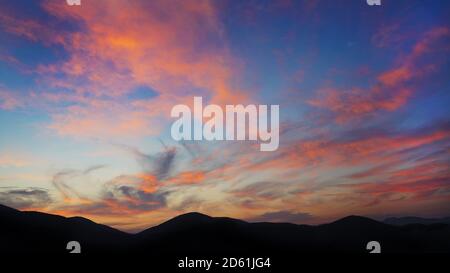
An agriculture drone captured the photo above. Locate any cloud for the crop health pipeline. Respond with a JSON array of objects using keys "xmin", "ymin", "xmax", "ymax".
[
  {"xmin": 51, "ymin": 173, "xmax": 169, "ymax": 218},
  {"xmin": 154, "ymin": 148, "xmax": 177, "ymax": 181},
  {"xmin": 232, "ymin": 181, "xmax": 286, "ymax": 200},
  {"xmin": 17, "ymin": 1, "xmax": 249, "ymax": 140},
  {"xmin": 51, "ymin": 170, "xmax": 78, "ymax": 201},
  {"xmin": 248, "ymin": 210, "xmax": 313, "ymax": 224},
  {"xmin": 0, "ymin": 187, "xmax": 52, "ymax": 209},
  {"xmin": 165, "ymin": 171, "xmax": 205, "ymax": 185},
  {"xmin": 117, "ymin": 144, "xmax": 206, "ymax": 187},
  {"xmin": 83, "ymin": 164, "xmax": 107, "ymax": 174},
  {"xmin": 261, "ymin": 124, "xmax": 450, "ymax": 171},
  {"xmin": 51, "ymin": 165, "xmax": 106, "ymax": 201},
  {"xmin": 103, "ymin": 184, "xmax": 168, "ymax": 211},
  {"xmin": 0, "ymin": 12, "xmax": 69, "ymax": 46},
  {"xmin": 41, "ymin": 145, "xmax": 181, "ymax": 218},
  {"xmin": 1, "ymin": 0, "xmax": 250, "ymax": 140},
  {"xmin": 309, "ymin": 27, "xmax": 450, "ymax": 123},
  {"xmin": 47, "ymin": 99, "xmax": 163, "ymax": 139},
  {"xmin": 308, "ymin": 86, "xmax": 412, "ymax": 123},
  {"xmin": 0, "ymin": 153, "xmax": 30, "ymax": 168},
  {"xmin": 121, "ymin": 144, "xmax": 177, "ymax": 181},
  {"xmin": 0, "ymin": 89, "xmax": 23, "ymax": 110},
  {"xmin": 371, "ymin": 23, "xmax": 403, "ymax": 48},
  {"xmin": 338, "ymin": 176, "xmax": 450, "ymax": 207}
]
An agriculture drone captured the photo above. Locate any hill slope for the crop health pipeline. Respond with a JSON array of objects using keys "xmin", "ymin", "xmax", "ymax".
[{"xmin": 1, "ymin": 204, "xmax": 449, "ymax": 254}]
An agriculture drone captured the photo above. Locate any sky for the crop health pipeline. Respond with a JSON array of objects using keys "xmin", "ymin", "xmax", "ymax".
[{"xmin": 0, "ymin": 0, "xmax": 449, "ymax": 232}]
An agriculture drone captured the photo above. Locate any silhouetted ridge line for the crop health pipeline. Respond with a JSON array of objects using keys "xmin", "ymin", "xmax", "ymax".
[
  {"xmin": 384, "ymin": 216, "xmax": 450, "ymax": 225},
  {"xmin": 1, "ymin": 204, "xmax": 449, "ymax": 254}
]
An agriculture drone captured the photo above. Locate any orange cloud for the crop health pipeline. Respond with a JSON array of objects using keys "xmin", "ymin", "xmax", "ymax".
[
  {"xmin": 47, "ymin": 98, "xmax": 163, "ymax": 139},
  {"xmin": 40, "ymin": 0, "xmax": 247, "ymax": 103},
  {"xmin": 165, "ymin": 171, "xmax": 206, "ymax": 185},
  {"xmin": 136, "ymin": 173, "xmax": 159, "ymax": 193},
  {"xmin": 378, "ymin": 67, "xmax": 413, "ymax": 87},
  {"xmin": 308, "ymin": 87, "xmax": 412, "ymax": 123},
  {"xmin": 378, "ymin": 26, "xmax": 450, "ymax": 87},
  {"xmin": 245, "ymin": 129, "xmax": 450, "ymax": 173},
  {"xmin": 342, "ymin": 176, "xmax": 449, "ymax": 202},
  {"xmin": 1, "ymin": 1, "xmax": 250, "ymax": 140}
]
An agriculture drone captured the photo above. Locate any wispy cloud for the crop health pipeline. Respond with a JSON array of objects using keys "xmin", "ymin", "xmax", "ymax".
[
  {"xmin": 0, "ymin": 187, "xmax": 52, "ymax": 210},
  {"xmin": 0, "ymin": 88, "xmax": 23, "ymax": 110},
  {"xmin": 309, "ymin": 27, "xmax": 450, "ymax": 123}
]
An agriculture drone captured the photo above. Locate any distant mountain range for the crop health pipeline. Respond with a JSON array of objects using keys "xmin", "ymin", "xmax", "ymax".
[
  {"xmin": 1, "ymin": 204, "xmax": 449, "ymax": 255},
  {"xmin": 383, "ymin": 216, "xmax": 450, "ymax": 226}
]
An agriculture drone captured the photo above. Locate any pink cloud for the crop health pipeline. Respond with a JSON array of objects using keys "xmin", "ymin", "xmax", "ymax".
[
  {"xmin": 1, "ymin": 1, "xmax": 251, "ymax": 140},
  {"xmin": 0, "ymin": 89, "xmax": 23, "ymax": 110},
  {"xmin": 309, "ymin": 27, "xmax": 450, "ymax": 123}
]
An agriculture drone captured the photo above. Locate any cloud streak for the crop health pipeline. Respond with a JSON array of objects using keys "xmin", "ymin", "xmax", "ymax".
[
  {"xmin": 309, "ymin": 27, "xmax": 450, "ymax": 123},
  {"xmin": 0, "ymin": 187, "xmax": 52, "ymax": 210}
]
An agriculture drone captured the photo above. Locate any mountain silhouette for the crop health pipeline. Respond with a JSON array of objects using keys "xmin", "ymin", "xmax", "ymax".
[
  {"xmin": 0, "ymin": 204, "xmax": 129, "ymax": 253},
  {"xmin": 1, "ymin": 204, "xmax": 449, "ymax": 255},
  {"xmin": 384, "ymin": 216, "xmax": 450, "ymax": 226}
]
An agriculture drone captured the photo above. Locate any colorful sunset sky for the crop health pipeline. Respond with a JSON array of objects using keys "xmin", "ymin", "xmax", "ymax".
[{"xmin": 0, "ymin": 0, "xmax": 449, "ymax": 232}]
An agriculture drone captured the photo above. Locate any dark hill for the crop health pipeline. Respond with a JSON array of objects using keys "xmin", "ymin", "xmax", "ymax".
[
  {"xmin": 0, "ymin": 204, "xmax": 129, "ymax": 253},
  {"xmin": 384, "ymin": 216, "xmax": 450, "ymax": 226},
  {"xmin": 1, "ymin": 204, "xmax": 449, "ymax": 255}
]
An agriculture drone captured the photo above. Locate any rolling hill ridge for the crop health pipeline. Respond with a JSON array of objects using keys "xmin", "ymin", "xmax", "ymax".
[{"xmin": 1, "ymin": 204, "xmax": 449, "ymax": 255}]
